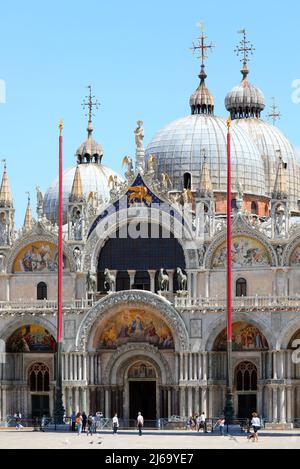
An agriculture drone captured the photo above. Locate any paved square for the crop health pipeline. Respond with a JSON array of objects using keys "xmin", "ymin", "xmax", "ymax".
[{"xmin": 0, "ymin": 429, "xmax": 299, "ymax": 449}]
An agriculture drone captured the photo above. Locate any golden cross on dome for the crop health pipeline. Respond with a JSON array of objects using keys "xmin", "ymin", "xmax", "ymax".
[
  {"xmin": 268, "ymin": 97, "xmax": 281, "ymax": 125},
  {"xmin": 191, "ymin": 23, "xmax": 215, "ymax": 66},
  {"xmin": 235, "ymin": 29, "xmax": 255, "ymax": 66},
  {"xmin": 82, "ymin": 85, "xmax": 100, "ymax": 122}
]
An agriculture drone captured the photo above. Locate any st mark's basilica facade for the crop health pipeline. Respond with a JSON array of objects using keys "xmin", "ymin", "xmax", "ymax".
[{"xmin": 0, "ymin": 30, "xmax": 300, "ymax": 428}]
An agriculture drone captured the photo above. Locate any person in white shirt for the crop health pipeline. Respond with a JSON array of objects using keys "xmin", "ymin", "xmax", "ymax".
[
  {"xmin": 137, "ymin": 412, "xmax": 144, "ymax": 436},
  {"xmin": 112, "ymin": 413, "xmax": 119, "ymax": 434},
  {"xmin": 250, "ymin": 412, "xmax": 261, "ymax": 442}
]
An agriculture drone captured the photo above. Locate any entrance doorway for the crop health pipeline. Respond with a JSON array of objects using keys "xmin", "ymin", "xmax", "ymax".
[
  {"xmin": 31, "ymin": 395, "xmax": 50, "ymax": 418},
  {"xmin": 238, "ymin": 394, "xmax": 257, "ymax": 418},
  {"xmin": 129, "ymin": 381, "xmax": 156, "ymax": 420}
]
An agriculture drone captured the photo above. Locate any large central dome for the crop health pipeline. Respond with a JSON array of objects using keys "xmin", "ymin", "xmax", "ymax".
[{"xmin": 145, "ymin": 114, "xmax": 265, "ymax": 195}]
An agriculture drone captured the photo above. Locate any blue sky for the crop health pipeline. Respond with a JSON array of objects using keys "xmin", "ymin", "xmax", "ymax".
[{"xmin": 0, "ymin": 0, "xmax": 299, "ymax": 227}]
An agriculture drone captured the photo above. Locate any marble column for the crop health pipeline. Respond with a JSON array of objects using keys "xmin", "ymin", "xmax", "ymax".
[
  {"xmin": 279, "ymin": 386, "xmax": 286, "ymax": 423},
  {"xmin": 187, "ymin": 387, "xmax": 193, "ymax": 417},
  {"xmin": 65, "ymin": 353, "xmax": 69, "ymax": 381},
  {"xmin": 272, "ymin": 386, "xmax": 278, "ymax": 422},
  {"xmin": 192, "ymin": 271, "xmax": 197, "ymax": 298},
  {"xmin": 180, "ymin": 387, "xmax": 186, "ymax": 417},
  {"xmin": 74, "ymin": 388, "xmax": 79, "ymax": 412},
  {"xmin": 286, "ymin": 386, "xmax": 292, "ymax": 423},
  {"xmin": 83, "ymin": 355, "xmax": 87, "ymax": 381},
  {"xmin": 167, "ymin": 270, "xmax": 173, "ymax": 293},
  {"xmin": 257, "ymin": 385, "xmax": 263, "ymax": 416},
  {"xmin": 189, "ymin": 354, "xmax": 193, "ymax": 382},
  {"xmin": 149, "ymin": 270, "xmax": 156, "ymax": 293},
  {"xmin": 184, "ymin": 354, "xmax": 188, "ymax": 381},
  {"xmin": 204, "ymin": 271, "xmax": 209, "ymax": 298},
  {"xmin": 195, "ymin": 387, "xmax": 200, "ymax": 415},
  {"xmin": 273, "ymin": 351, "xmax": 278, "ymax": 380},
  {"xmin": 168, "ymin": 389, "xmax": 172, "ymax": 418},
  {"xmin": 203, "ymin": 353, "xmax": 207, "ymax": 381},
  {"xmin": 128, "ymin": 271, "xmax": 135, "ymax": 289},
  {"xmin": 90, "ymin": 355, "xmax": 94, "ymax": 384},
  {"xmin": 70, "ymin": 354, "xmax": 74, "ymax": 381},
  {"xmin": 179, "ymin": 353, "xmax": 183, "ymax": 381},
  {"xmin": 201, "ymin": 387, "xmax": 207, "ymax": 415},
  {"xmin": 105, "ymin": 388, "xmax": 110, "ymax": 418},
  {"xmin": 187, "ymin": 272, "xmax": 192, "ymax": 297}
]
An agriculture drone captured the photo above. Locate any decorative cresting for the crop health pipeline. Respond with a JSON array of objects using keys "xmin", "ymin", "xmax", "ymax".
[
  {"xmin": 282, "ymin": 233, "xmax": 300, "ymax": 267},
  {"xmin": 204, "ymin": 215, "xmax": 277, "ymax": 269},
  {"xmin": 75, "ymin": 290, "xmax": 189, "ymax": 352},
  {"xmin": 6, "ymin": 229, "xmax": 75, "ymax": 273},
  {"xmin": 102, "ymin": 343, "xmax": 174, "ymax": 385}
]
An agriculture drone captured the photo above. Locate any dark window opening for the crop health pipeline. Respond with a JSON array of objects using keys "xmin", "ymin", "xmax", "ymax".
[
  {"xmin": 37, "ymin": 282, "xmax": 47, "ymax": 300},
  {"xmin": 236, "ymin": 278, "xmax": 247, "ymax": 297},
  {"xmin": 183, "ymin": 173, "xmax": 192, "ymax": 190}
]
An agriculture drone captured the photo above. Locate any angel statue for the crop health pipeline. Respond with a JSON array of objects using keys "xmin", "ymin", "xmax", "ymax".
[
  {"xmin": 161, "ymin": 173, "xmax": 172, "ymax": 192},
  {"xmin": 108, "ymin": 174, "xmax": 120, "ymax": 199},
  {"xmin": 181, "ymin": 188, "xmax": 193, "ymax": 205},
  {"xmin": 122, "ymin": 155, "xmax": 134, "ymax": 180},
  {"xmin": 147, "ymin": 154, "xmax": 156, "ymax": 175},
  {"xmin": 134, "ymin": 120, "xmax": 144, "ymax": 150}
]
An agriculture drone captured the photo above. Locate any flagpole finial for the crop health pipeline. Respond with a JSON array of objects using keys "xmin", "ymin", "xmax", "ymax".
[
  {"xmin": 227, "ymin": 117, "xmax": 231, "ymax": 128},
  {"xmin": 59, "ymin": 119, "xmax": 63, "ymax": 136}
]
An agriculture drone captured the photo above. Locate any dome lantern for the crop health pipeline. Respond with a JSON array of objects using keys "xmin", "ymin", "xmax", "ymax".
[
  {"xmin": 189, "ymin": 25, "xmax": 215, "ymax": 116},
  {"xmin": 225, "ymin": 30, "xmax": 265, "ymax": 119}
]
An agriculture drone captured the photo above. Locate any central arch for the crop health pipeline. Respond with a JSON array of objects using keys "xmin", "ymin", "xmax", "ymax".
[{"xmin": 76, "ymin": 290, "xmax": 189, "ymax": 352}]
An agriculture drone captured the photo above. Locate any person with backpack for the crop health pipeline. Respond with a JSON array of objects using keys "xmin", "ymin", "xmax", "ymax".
[
  {"xmin": 137, "ymin": 412, "xmax": 144, "ymax": 436},
  {"xmin": 71, "ymin": 410, "xmax": 76, "ymax": 432},
  {"xmin": 82, "ymin": 412, "xmax": 87, "ymax": 433},
  {"xmin": 249, "ymin": 412, "xmax": 261, "ymax": 442}
]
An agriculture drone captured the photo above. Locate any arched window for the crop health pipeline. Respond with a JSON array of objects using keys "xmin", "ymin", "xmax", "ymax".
[
  {"xmin": 29, "ymin": 363, "xmax": 50, "ymax": 391},
  {"xmin": 236, "ymin": 278, "xmax": 247, "ymax": 297},
  {"xmin": 231, "ymin": 199, "xmax": 237, "ymax": 210},
  {"xmin": 116, "ymin": 271, "xmax": 130, "ymax": 291},
  {"xmin": 134, "ymin": 271, "xmax": 150, "ymax": 291},
  {"xmin": 37, "ymin": 282, "xmax": 47, "ymax": 300},
  {"xmin": 251, "ymin": 201, "xmax": 258, "ymax": 214},
  {"xmin": 235, "ymin": 362, "xmax": 257, "ymax": 391},
  {"xmin": 183, "ymin": 172, "xmax": 192, "ymax": 190}
]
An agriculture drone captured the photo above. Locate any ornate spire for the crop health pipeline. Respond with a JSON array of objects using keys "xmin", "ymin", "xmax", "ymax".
[
  {"xmin": 234, "ymin": 29, "xmax": 255, "ymax": 80},
  {"xmin": 77, "ymin": 86, "xmax": 103, "ymax": 164},
  {"xmin": 273, "ymin": 150, "xmax": 287, "ymax": 198},
  {"xmin": 199, "ymin": 149, "xmax": 212, "ymax": 195},
  {"xmin": 225, "ymin": 30, "xmax": 265, "ymax": 119},
  {"xmin": 70, "ymin": 165, "xmax": 84, "ymax": 202},
  {"xmin": 23, "ymin": 192, "xmax": 32, "ymax": 231},
  {"xmin": 189, "ymin": 24, "xmax": 215, "ymax": 115},
  {"xmin": 267, "ymin": 97, "xmax": 281, "ymax": 125},
  {"xmin": 82, "ymin": 85, "xmax": 100, "ymax": 138},
  {"xmin": 0, "ymin": 160, "xmax": 13, "ymax": 207}
]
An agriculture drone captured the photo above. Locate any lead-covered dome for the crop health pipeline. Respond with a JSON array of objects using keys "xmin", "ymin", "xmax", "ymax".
[
  {"xmin": 145, "ymin": 114, "xmax": 266, "ymax": 195},
  {"xmin": 232, "ymin": 118, "xmax": 299, "ymax": 210},
  {"xmin": 43, "ymin": 163, "xmax": 121, "ymax": 224}
]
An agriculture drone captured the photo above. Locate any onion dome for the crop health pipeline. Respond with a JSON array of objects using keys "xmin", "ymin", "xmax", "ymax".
[
  {"xmin": 76, "ymin": 120, "xmax": 104, "ymax": 164},
  {"xmin": 225, "ymin": 64, "xmax": 265, "ymax": 119},
  {"xmin": 189, "ymin": 64, "xmax": 214, "ymax": 115}
]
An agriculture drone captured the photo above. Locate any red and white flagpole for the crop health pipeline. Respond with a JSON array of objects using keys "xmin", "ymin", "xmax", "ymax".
[
  {"xmin": 58, "ymin": 119, "xmax": 63, "ymax": 343},
  {"xmin": 224, "ymin": 117, "xmax": 234, "ymax": 423},
  {"xmin": 54, "ymin": 119, "xmax": 65, "ymax": 424}
]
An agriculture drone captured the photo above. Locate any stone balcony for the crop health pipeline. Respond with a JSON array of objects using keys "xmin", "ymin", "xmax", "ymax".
[{"xmin": 174, "ymin": 294, "xmax": 300, "ymax": 313}]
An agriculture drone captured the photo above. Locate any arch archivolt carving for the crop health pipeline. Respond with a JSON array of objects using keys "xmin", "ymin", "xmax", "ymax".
[
  {"xmin": 75, "ymin": 290, "xmax": 189, "ymax": 352},
  {"xmin": 102, "ymin": 343, "xmax": 173, "ymax": 385}
]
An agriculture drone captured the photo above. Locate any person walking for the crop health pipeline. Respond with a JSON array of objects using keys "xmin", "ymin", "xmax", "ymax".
[
  {"xmin": 137, "ymin": 412, "xmax": 144, "ymax": 436},
  {"xmin": 250, "ymin": 412, "xmax": 261, "ymax": 442},
  {"xmin": 76, "ymin": 412, "xmax": 82, "ymax": 435},
  {"xmin": 198, "ymin": 412, "xmax": 206, "ymax": 432},
  {"xmin": 71, "ymin": 410, "xmax": 76, "ymax": 432},
  {"xmin": 14, "ymin": 412, "xmax": 23, "ymax": 431},
  {"xmin": 112, "ymin": 413, "xmax": 119, "ymax": 435},
  {"xmin": 82, "ymin": 412, "xmax": 87, "ymax": 433},
  {"xmin": 87, "ymin": 414, "xmax": 94, "ymax": 436}
]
